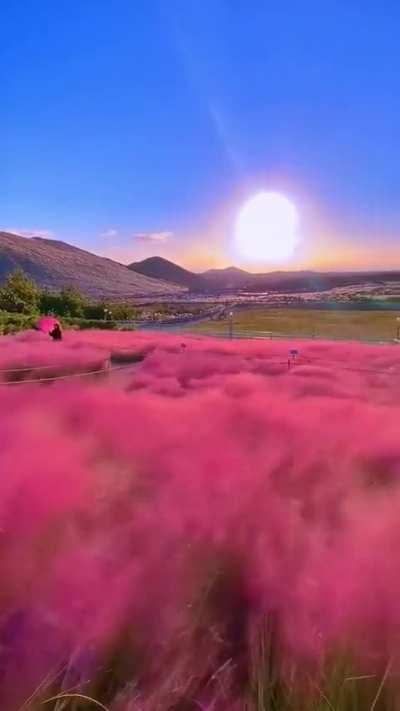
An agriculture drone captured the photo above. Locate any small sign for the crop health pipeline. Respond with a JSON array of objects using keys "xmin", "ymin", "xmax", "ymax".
[{"xmin": 288, "ymin": 348, "xmax": 299, "ymax": 370}]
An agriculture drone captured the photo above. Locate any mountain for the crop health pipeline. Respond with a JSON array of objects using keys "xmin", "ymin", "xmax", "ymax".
[
  {"xmin": 200, "ymin": 266, "xmax": 400, "ymax": 292},
  {"xmin": 0, "ymin": 232, "xmax": 185, "ymax": 299},
  {"xmin": 4, "ymin": 233, "xmax": 398, "ymax": 299},
  {"xmin": 201, "ymin": 266, "xmax": 323, "ymax": 291},
  {"xmin": 129, "ymin": 256, "xmax": 205, "ymax": 291},
  {"xmin": 201, "ymin": 266, "xmax": 253, "ymax": 289},
  {"xmin": 203, "ymin": 266, "xmax": 249, "ymax": 275},
  {"xmin": 129, "ymin": 255, "xmax": 400, "ymax": 294}
]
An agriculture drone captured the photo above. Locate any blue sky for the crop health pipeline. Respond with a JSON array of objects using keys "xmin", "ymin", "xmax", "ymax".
[{"xmin": 1, "ymin": 0, "xmax": 400, "ymax": 270}]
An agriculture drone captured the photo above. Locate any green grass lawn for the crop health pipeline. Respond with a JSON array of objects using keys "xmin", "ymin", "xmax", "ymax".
[{"xmin": 182, "ymin": 308, "xmax": 400, "ymax": 342}]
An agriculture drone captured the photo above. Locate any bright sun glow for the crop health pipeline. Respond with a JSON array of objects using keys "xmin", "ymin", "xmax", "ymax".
[{"xmin": 235, "ymin": 192, "xmax": 299, "ymax": 262}]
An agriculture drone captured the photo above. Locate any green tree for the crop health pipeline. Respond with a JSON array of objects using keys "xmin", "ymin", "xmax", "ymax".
[
  {"xmin": 39, "ymin": 288, "xmax": 63, "ymax": 316},
  {"xmin": 39, "ymin": 286, "xmax": 87, "ymax": 317},
  {"xmin": 82, "ymin": 302, "xmax": 106, "ymax": 320},
  {"xmin": 0, "ymin": 269, "xmax": 40, "ymax": 314},
  {"xmin": 58, "ymin": 286, "xmax": 86, "ymax": 317},
  {"xmin": 104, "ymin": 302, "xmax": 137, "ymax": 320}
]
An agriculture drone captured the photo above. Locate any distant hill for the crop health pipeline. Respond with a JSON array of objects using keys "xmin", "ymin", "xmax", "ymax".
[
  {"xmin": 129, "ymin": 256, "xmax": 205, "ymax": 291},
  {"xmin": 0, "ymin": 232, "xmax": 185, "ymax": 299},
  {"xmin": 200, "ymin": 265, "xmax": 400, "ymax": 292},
  {"xmin": 201, "ymin": 266, "xmax": 254, "ymax": 290},
  {"xmin": 129, "ymin": 255, "xmax": 400, "ymax": 294},
  {"xmin": 201, "ymin": 266, "xmax": 324, "ymax": 291}
]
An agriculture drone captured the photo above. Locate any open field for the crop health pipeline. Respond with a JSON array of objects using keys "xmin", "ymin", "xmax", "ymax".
[
  {"xmin": 2, "ymin": 329, "xmax": 400, "ymax": 708},
  {"xmin": 182, "ymin": 306, "xmax": 400, "ymax": 341}
]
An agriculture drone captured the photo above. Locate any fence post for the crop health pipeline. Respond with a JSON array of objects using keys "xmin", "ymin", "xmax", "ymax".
[{"xmin": 228, "ymin": 312, "xmax": 233, "ymax": 339}]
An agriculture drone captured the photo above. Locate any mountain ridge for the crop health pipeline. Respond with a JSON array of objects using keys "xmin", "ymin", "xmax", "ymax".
[
  {"xmin": 129, "ymin": 256, "xmax": 205, "ymax": 290},
  {"xmin": 2, "ymin": 235, "xmax": 400, "ymax": 297},
  {"xmin": 130, "ymin": 255, "xmax": 400, "ymax": 292},
  {"xmin": 0, "ymin": 232, "xmax": 184, "ymax": 299}
]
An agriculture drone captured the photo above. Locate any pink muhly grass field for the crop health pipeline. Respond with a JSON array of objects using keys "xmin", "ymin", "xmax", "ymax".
[{"xmin": 1, "ymin": 330, "xmax": 400, "ymax": 709}]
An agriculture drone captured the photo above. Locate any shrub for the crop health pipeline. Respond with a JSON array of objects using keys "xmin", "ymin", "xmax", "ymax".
[
  {"xmin": 0, "ymin": 269, "xmax": 40, "ymax": 314},
  {"xmin": 62, "ymin": 317, "xmax": 118, "ymax": 330},
  {"xmin": 0, "ymin": 310, "xmax": 37, "ymax": 334},
  {"xmin": 104, "ymin": 302, "xmax": 137, "ymax": 320}
]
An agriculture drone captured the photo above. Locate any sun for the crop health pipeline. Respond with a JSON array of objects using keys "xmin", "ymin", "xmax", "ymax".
[{"xmin": 235, "ymin": 192, "xmax": 299, "ymax": 262}]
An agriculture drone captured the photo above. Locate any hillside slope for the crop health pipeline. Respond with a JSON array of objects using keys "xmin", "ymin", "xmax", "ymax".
[
  {"xmin": 129, "ymin": 256, "xmax": 205, "ymax": 291},
  {"xmin": 0, "ymin": 233, "xmax": 185, "ymax": 299}
]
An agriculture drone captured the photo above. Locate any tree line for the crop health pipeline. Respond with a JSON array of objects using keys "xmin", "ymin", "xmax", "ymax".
[{"xmin": 0, "ymin": 269, "xmax": 138, "ymax": 320}]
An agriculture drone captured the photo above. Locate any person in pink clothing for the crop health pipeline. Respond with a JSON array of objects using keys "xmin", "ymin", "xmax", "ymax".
[
  {"xmin": 36, "ymin": 316, "xmax": 63, "ymax": 340},
  {"xmin": 49, "ymin": 322, "xmax": 63, "ymax": 340}
]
